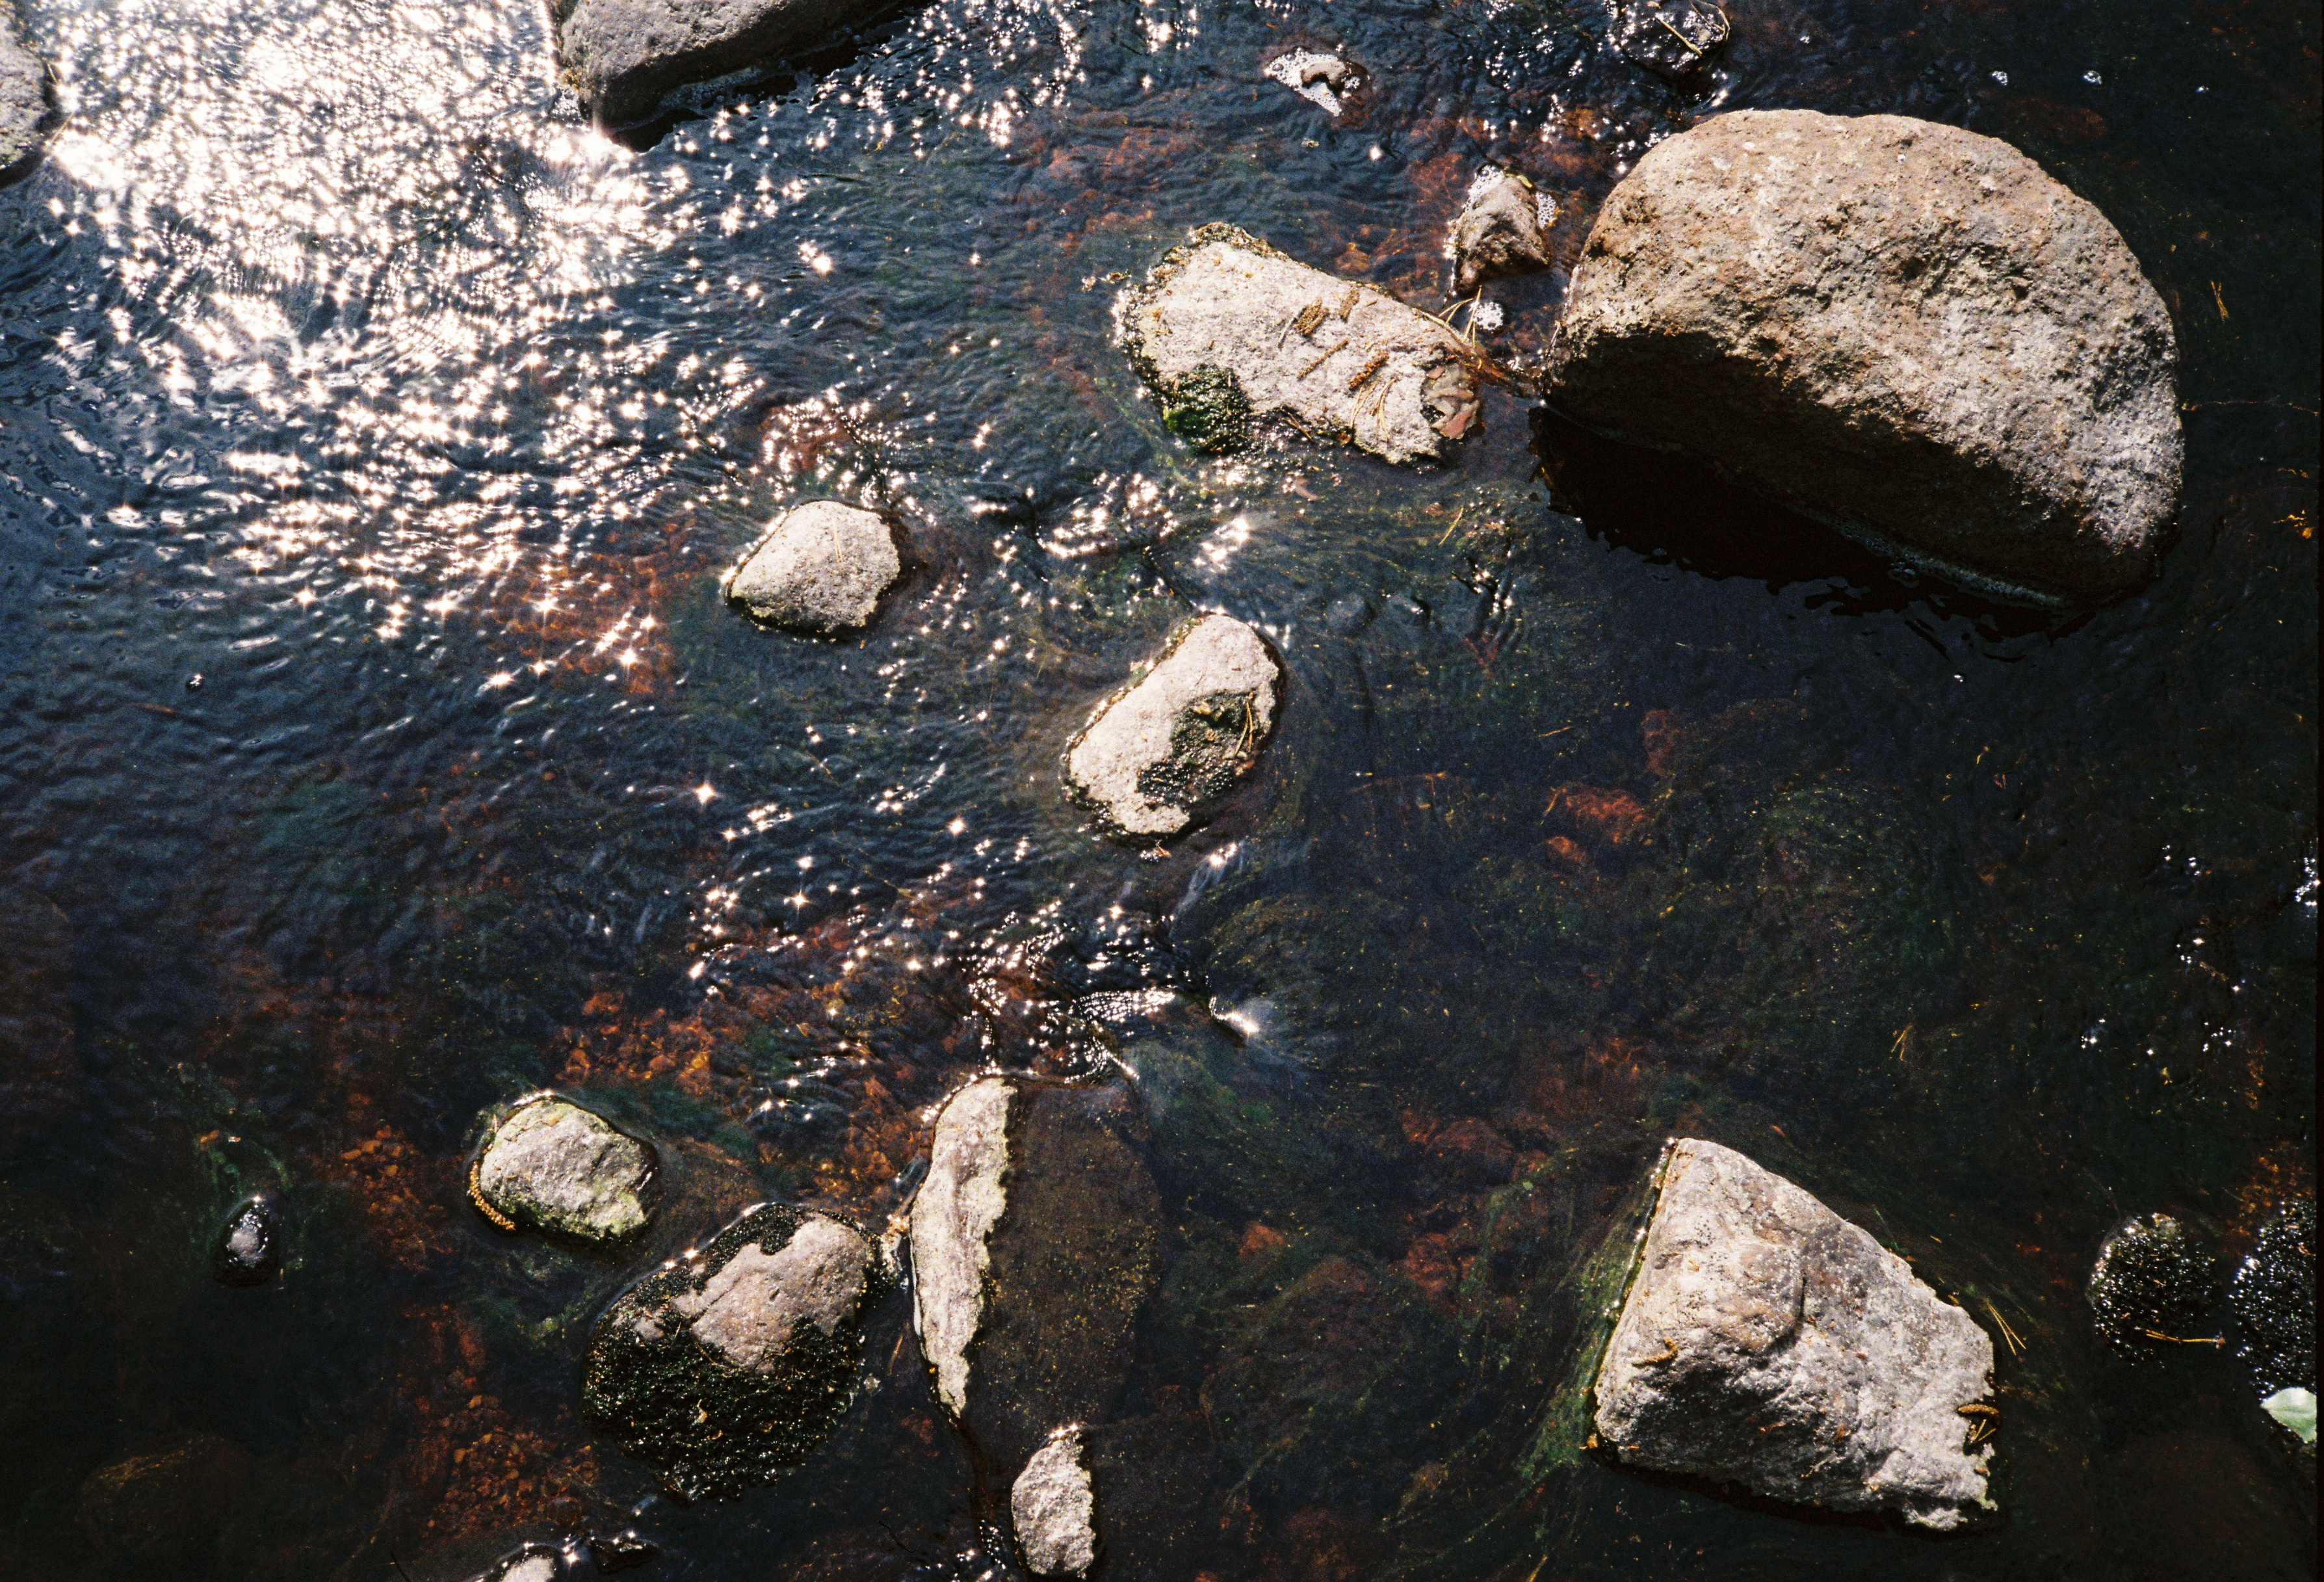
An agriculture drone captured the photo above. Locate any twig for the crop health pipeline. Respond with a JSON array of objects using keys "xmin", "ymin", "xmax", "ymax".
[{"xmin": 1981, "ymin": 1297, "xmax": 2024, "ymax": 1356}]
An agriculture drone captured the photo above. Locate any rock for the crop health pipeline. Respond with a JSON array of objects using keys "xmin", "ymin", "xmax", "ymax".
[
  {"xmin": 211, "ymin": 1194, "xmax": 286, "ymax": 1286},
  {"xmin": 2087, "ymin": 1212, "xmax": 2218, "ymax": 1361},
  {"xmin": 2229, "ymin": 1198, "xmax": 2314, "ymax": 1399},
  {"xmin": 1607, "ymin": 0, "xmax": 1730, "ymax": 85},
  {"xmin": 908, "ymin": 1075, "xmax": 1162, "ymax": 1472},
  {"xmin": 551, "ymin": 0, "xmax": 885, "ymax": 133},
  {"xmin": 1452, "ymin": 168, "xmax": 1555, "ymax": 295},
  {"xmin": 471, "ymin": 1095, "xmax": 654, "ymax": 1244},
  {"xmin": 1012, "ymin": 1427, "xmax": 1097, "ymax": 1578},
  {"xmin": 1120, "ymin": 224, "xmax": 1483, "ymax": 465},
  {"xmin": 588, "ymin": 1529, "xmax": 662, "ymax": 1571},
  {"xmin": 77, "ymin": 1433, "xmax": 250, "ymax": 1563},
  {"xmin": 1545, "ymin": 110, "xmax": 2181, "ymax": 603},
  {"xmin": 1591, "ymin": 1138, "xmax": 1996, "ymax": 1531},
  {"xmin": 0, "ymin": 5, "xmax": 49, "ymax": 185},
  {"xmin": 1064, "ymin": 614, "xmax": 1281, "ymax": 840},
  {"xmin": 1262, "ymin": 50, "xmax": 1364, "ymax": 116},
  {"xmin": 722, "ymin": 500, "xmax": 902, "ymax": 635},
  {"xmin": 582, "ymin": 1203, "xmax": 885, "ymax": 1497},
  {"xmin": 489, "ymin": 1551, "xmax": 559, "ymax": 1582}
]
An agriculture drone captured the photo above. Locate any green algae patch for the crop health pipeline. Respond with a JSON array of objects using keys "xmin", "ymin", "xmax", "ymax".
[{"xmin": 1161, "ymin": 364, "xmax": 1253, "ymax": 453}]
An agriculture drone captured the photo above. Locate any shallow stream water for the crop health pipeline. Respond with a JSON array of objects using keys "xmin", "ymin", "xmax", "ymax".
[{"xmin": 0, "ymin": 0, "xmax": 2314, "ymax": 1574}]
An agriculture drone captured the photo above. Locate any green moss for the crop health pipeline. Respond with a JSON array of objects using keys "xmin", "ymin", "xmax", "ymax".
[{"xmin": 1160, "ymin": 363, "xmax": 1251, "ymax": 453}]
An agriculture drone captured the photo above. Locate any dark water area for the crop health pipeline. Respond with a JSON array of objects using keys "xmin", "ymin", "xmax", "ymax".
[{"xmin": 0, "ymin": 0, "xmax": 2313, "ymax": 1572}]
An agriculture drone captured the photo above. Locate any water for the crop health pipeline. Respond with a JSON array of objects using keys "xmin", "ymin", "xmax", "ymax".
[{"xmin": 0, "ymin": 0, "xmax": 2312, "ymax": 1572}]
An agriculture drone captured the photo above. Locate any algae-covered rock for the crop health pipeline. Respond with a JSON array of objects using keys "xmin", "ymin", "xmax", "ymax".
[
  {"xmin": 1064, "ymin": 614, "xmax": 1281, "ymax": 841},
  {"xmin": 582, "ymin": 1203, "xmax": 885, "ymax": 1497},
  {"xmin": 471, "ymin": 1095, "xmax": 654, "ymax": 1245},
  {"xmin": 1591, "ymin": 1139, "xmax": 1996, "ymax": 1531},
  {"xmin": 2230, "ymin": 1198, "xmax": 2314, "ymax": 1400},
  {"xmin": 722, "ymin": 499, "xmax": 902, "ymax": 635},
  {"xmin": 1608, "ymin": 0, "xmax": 1730, "ymax": 85},
  {"xmin": 2087, "ymin": 1212, "xmax": 2218, "ymax": 1361}
]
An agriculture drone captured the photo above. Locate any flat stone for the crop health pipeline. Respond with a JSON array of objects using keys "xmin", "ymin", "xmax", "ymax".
[
  {"xmin": 0, "ymin": 7, "xmax": 49, "ymax": 184},
  {"xmin": 1120, "ymin": 224, "xmax": 1482, "ymax": 464},
  {"xmin": 722, "ymin": 500, "xmax": 902, "ymax": 634},
  {"xmin": 552, "ymin": 0, "xmax": 886, "ymax": 132},
  {"xmin": 471, "ymin": 1096, "xmax": 653, "ymax": 1244},
  {"xmin": 1545, "ymin": 110, "xmax": 2181, "ymax": 603},
  {"xmin": 911, "ymin": 1075, "xmax": 1014, "ymax": 1421},
  {"xmin": 673, "ymin": 1213, "xmax": 871, "ymax": 1369},
  {"xmin": 1452, "ymin": 168, "xmax": 1554, "ymax": 295},
  {"xmin": 1592, "ymin": 1138, "xmax": 1996, "ymax": 1531},
  {"xmin": 1064, "ymin": 614, "xmax": 1280, "ymax": 840},
  {"xmin": 1011, "ymin": 1427, "xmax": 1097, "ymax": 1578}
]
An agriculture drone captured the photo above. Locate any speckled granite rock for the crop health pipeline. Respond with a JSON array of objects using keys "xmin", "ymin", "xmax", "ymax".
[
  {"xmin": 1120, "ymin": 224, "xmax": 1482, "ymax": 464},
  {"xmin": 1064, "ymin": 614, "xmax": 1280, "ymax": 840},
  {"xmin": 1452, "ymin": 168, "xmax": 1554, "ymax": 294},
  {"xmin": 1012, "ymin": 1427, "xmax": 1097, "ymax": 1578},
  {"xmin": 471, "ymin": 1095, "xmax": 653, "ymax": 1243},
  {"xmin": 1592, "ymin": 1138, "xmax": 1996, "ymax": 1531},
  {"xmin": 0, "ymin": 5, "xmax": 49, "ymax": 184},
  {"xmin": 722, "ymin": 500, "xmax": 902, "ymax": 634},
  {"xmin": 551, "ymin": 0, "xmax": 885, "ymax": 132},
  {"xmin": 1547, "ymin": 110, "xmax": 2180, "ymax": 603}
]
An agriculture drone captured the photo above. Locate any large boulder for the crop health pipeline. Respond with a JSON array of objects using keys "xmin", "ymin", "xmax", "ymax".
[
  {"xmin": 551, "ymin": 0, "xmax": 886, "ymax": 133},
  {"xmin": 470, "ymin": 1094, "xmax": 654, "ymax": 1244},
  {"xmin": 1591, "ymin": 1139, "xmax": 1996, "ymax": 1531},
  {"xmin": 1064, "ymin": 614, "xmax": 1281, "ymax": 841},
  {"xmin": 1545, "ymin": 110, "xmax": 2180, "ymax": 603},
  {"xmin": 1119, "ymin": 224, "xmax": 1483, "ymax": 464},
  {"xmin": 722, "ymin": 499, "xmax": 902, "ymax": 635},
  {"xmin": 0, "ymin": 7, "xmax": 48, "ymax": 184}
]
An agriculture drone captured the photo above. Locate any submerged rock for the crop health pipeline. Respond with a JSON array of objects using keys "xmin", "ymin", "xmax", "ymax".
[
  {"xmin": 2087, "ymin": 1213, "xmax": 2218, "ymax": 1360},
  {"xmin": 582, "ymin": 1203, "xmax": 885, "ymax": 1497},
  {"xmin": 1452, "ymin": 168, "xmax": 1555, "ymax": 295},
  {"xmin": 908, "ymin": 1075, "xmax": 1162, "ymax": 1473},
  {"xmin": 471, "ymin": 1095, "xmax": 654, "ymax": 1244},
  {"xmin": 1064, "ymin": 614, "xmax": 1281, "ymax": 840},
  {"xmin": 1120, "ymin": 224, "xmax": 1483, "ymax": 465},
  {"xmin": 1263, "ymin": 49, "xmax": 1364, "ymax": 116},
  {"xmin": 1608, "ymin": 0, "xmax": 1730, "ymax": 85},
  {"xmin": 1012, "ymin": 1427, "xmax": 1097, "ymax": 1578},
  {"xmin": 77, "ymin": 1433, "xmax": 250, "ymax": 1564},
  {"xmin": 1546, "ymin": 110, "xmax": 2181, "ymax": 603},
  {"xmin": 552, "ymin": 0, "xmax": 883, "ymax": 132},
  {"xmin": 0, "ymin": 6, "xmax": 49, "ymax": 183},
  {"xmin": 211, "ymin": 1194, "xmax": 286, "ymax": 1286},
  {"xmin": 722, "ymin": 499, "xmax": 902, "ymax": 635},
  {"xmin": 1591, "ymin": 1139, "xmax": 1996, "ymax": 1531},
  {"xmin": 2229, "ymin": 1198, "xmax": 2314, "ymax": 1399}
]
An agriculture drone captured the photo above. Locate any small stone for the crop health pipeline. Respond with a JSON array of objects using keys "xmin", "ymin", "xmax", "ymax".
[
  {"xmin": 1012, "ymin": 1427, "xmax": 1097, "ymax": 1578},
  {"xmin": 211, "ymin": 1194, "xmax": 285, "ymax": 1286},
  {"xmin": 1263, "ymin": 50, "xmax": 1363, "ymax": 116},
  {"xmin": 2087, "ymin": 1213, "xmax": 2217, "ymax": 1361},
  {"xmin": 472, "ymin": 1096, "xmax": 654, "ymax": 1244},
  {"xmin": 2229, "ymin": 1198, "xmax": 2314, "ymax": 1399},
  {"xmin": 587, "ymin": 1529, "xmax": 662, "ymax": 1572},
  {"xmin": 722, "ymin": 500, "xmax": 902, "ymax": 635},
  {"xmin": 492, "ymin": 1553, "xmax": 559, "ymax": 1582},
  {"xmin": 1591, "ymin": 1139, "xmax": 1996, "ymax": 1531},
  {"xmin": 1064, "ymin": 614, "xmax": 1281, "ymax": 840},
  {"xmin": 0, "ymin": 5, "xmax": 50, "ymax": 185},
  {"xmin": 1608, "ymin": 0, "xmax": 1731, "ymax": 85},
  {"xmin": 1452, "ymin": 168, "xmax": 1554, "ymax": 295},
  {"xmin": 553, "ymin": 0, "xmax": 884, "ymax": 132},
  {"xmin": 1121, "ymin": 224, "xmax": 1482, "ymax": 466}
]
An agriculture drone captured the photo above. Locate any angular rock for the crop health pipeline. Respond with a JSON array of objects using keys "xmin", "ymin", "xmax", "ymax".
[
  {"xmin": 211, "ymin": 1194, "xmax": 286, "ymax": 1287},
  {"xmin": 1120, "ymin": 224, "xmax": 1482, "ymax": 465},
  {"xmin": 471, "ymin": 1095, "xmax": 654, "ymax": 1244},
  {"xmin": 1608, "ymin": 0, "xmax": 1730, "ymax": 85},
  {"xmin": 582, "ymin": 1203, "xmax": 885, "ymax": 1497},
  {"xmin": 2229, "ymin": 1198, "xmax": 2314, "ymax": 1399},
  {"xmin": 1012, "ymin": 1427, "xmax": 1097, "ymax": 1578},
  {"xmin": 0, "ymin": 5, "xmax": 49, "ymax": 184},
  {"xmin": 1262, "ymin": 50, "xmax": 1364, "ymax": 117},
  {"xmin": 1591, "ymin": 1138, "xmax": 1996, "ymax": 1531},
  {"xmin": 2087, "ymin": 1212, "xmax": 2217, "ymax": 1361},
  {"xmin": 1452, "ymin": 168, "xmax": 1555, "ymax": 295},
  {"xmin": 1546, "ymin": 110, "xmax": 2181, "ymax": 603},
  {"xmin": 908, "ymin": 1075, "xmax": 1162, "ymax": 1473},
  {"xmin": 722, "ymin": 499, "xmax": 902, "ymax": 635},
  {"xmin": 552, "ymin": 0, "xmax": 885, "ymax": 133},
  {"xmin": 1064, "ymin": 614, "xmax": 1281, "ymax": 840}
]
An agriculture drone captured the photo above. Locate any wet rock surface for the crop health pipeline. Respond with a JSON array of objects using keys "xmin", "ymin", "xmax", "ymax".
[
  {"xmin": 1608, "ymin": 0, "xmax": 1731, "ymax": 84},
  {"xmin": 722, "ymin": 499, "xmax": 903, "ymax": 635},
  {"xmin": 2230, "ymin": 1198, "xmax": 2314, "ymax": 1399},
  {"xmin": 471, "ymin": 1095, "xmax": 654, "ymax": 1244},
  {"xmin": 1452, "ymin": 168, "xmax": 1554, "ymax": 295},
  {"xmin": 582, "ymin": 1203, "xmax": 885, "ymax": 1497},
  {"xmin": 551, "ymin": 0, "xmax": 886, "ymax": 132},
  {"xmin": 212, "ymin": 1193, "xmax": 287, "ymax": 1286},
  {"xmin": 0, "ymin": 5, "xmax": 47, "ymax": 183},
  {"xmin": 1546, "ymin": 109, "xmax": 2182, "ymax": 603},
  {"xmin": 2086, "ymin": 1212, "xmax": 2218, "ymax": 1359},
  {"xmin": 1591, "ymin": 1139, "xmax": 1996, "ymax": 1531},
  {"xmin": 1263, "ymin": 50, "xmax": 1364, "ymax": 116},
  {"xmin": 1120, "ymin": 224, "xmax": 1482, "ymax": 465},
  {"xmin": 1064, "ymin": 614, "xmax": 1281, "ymax": 840},
  {"xmin": 907, "ymin": 1075, "xmax": 1163, "ymax": 1474}
]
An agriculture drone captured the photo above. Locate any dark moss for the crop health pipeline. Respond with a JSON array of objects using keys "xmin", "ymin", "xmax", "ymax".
[
  {"xmin": 2086, "ymin": 1213, "xmax": 2219, "ymax": 1362},
  {"xmin": 2230, "ymin": 1198, "xmax": 2315, "ymax": 1397},
  {"xmin": 1160, "ymin": 364, "xmax": 1251, "ymax": 453}
]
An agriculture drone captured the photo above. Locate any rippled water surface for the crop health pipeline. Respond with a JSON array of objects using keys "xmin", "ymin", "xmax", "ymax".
[{"xmin": 0, "ymin": 0, "xmax": 2314, "ymax": 1572}]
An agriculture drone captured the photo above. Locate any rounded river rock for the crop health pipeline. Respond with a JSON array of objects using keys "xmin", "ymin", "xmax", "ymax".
[
  {"xmin": 1064, "ymin": 614, "xmax": 1281, "ymax": 840},
  {"xmin": 471, "ymin": 1094, "xmax": 654, "ymax": 1244},
  {"xmin": 722, "ymin": 499, "xmax": 902, "ymax": 635}
]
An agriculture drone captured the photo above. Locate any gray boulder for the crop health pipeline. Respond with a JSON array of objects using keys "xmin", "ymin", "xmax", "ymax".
[
  {"xmin": 1546, "ymin": 110, "xmax": 2181, "ymax": 603},
  {"xmin": 1452, "ymin": 168, "xmax": 1555, "ymax": 295},
  {"xmin": 1011, "ymin": 1427, "xmax": 1097, "ymax": 1578},
  {"xmin": 1120, "ymin": 224, "xmax": 1483, "ymax": 464},
  {"xmin": 1064, "ymin": 614, "xmax": 1281, "ymax": 840},
  {"xmin": 722, "ymin": 499, "xmax": 902, "ymax": 635},
  {"xmin": 1592, "ymin": 1138, "xmax": 1996, "ymax": 1531},
  {"xmin": 1, "ymin": 5, "xmax": 49, "ymax": 184},
  {"xmin": 551, "ymin": 0, "xmax": 885, "ymax": 132},
  {"xmin": 470, "ymin": 1095, "xmax": 653, "ymax": 1243}
]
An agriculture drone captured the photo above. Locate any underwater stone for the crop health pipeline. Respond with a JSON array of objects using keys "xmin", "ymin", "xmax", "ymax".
[
  {"xmin": 1011, "ymin": 1426, "xmax": 1097, "ymax": 1578},
  {"xmin": 1546, "ymin": 110, "xmax": 2181, "ymax": 603},
  {"xmin": 582, "ymin": 1203, "xmax": 885, "ymax": 1498},
  {"xmin": 2086, "ymin": 1213, "xmax": 2218, "ymax": 1360},
  {"xmin": 472, "ymin": 1095, "xmax": 653, "ymax": 1244},
  {"xmin": 2229, "ymin": 1198, "xmax": 2314, "ymax": 1399},
  {"xmin": 0, "ymin": 5, "xmax": 48, "ymax": 183},
  {"xmin": 1452, "ymin": 168, "xmax": 1555, "ymax": 295},
  {"xmin": 1064, "ymin": 614, "xmax": 1281, "ymax": 840},
  {"xmin": 1263, "ymin": 50, "xmax": 1363, "ymax": 116},
  {"xmin": 552, "ymin": 0, "xmax": 883, "ymax": 132},
  {"xmin": 1608, "ymin": 0, "xmax": 1730, "ymax": 85},
  {"xmin": 211, "ymin": 1194, "xmax": 285, "ymax": 1286},
  {"xmin": 1591, "ymin": 1139, "xmax": 1996, "ymax": 1531},
  {"xmin": 722, "ymin": 499, "xmax": 902, "ymax": 635},
  {"xmin": 1120, "ymin": 224, "xmax": 1482, "ymax": 465},
  {"xmin": 77, "ymin": 1434, "xmax": 249, "ymax": 1564}
]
